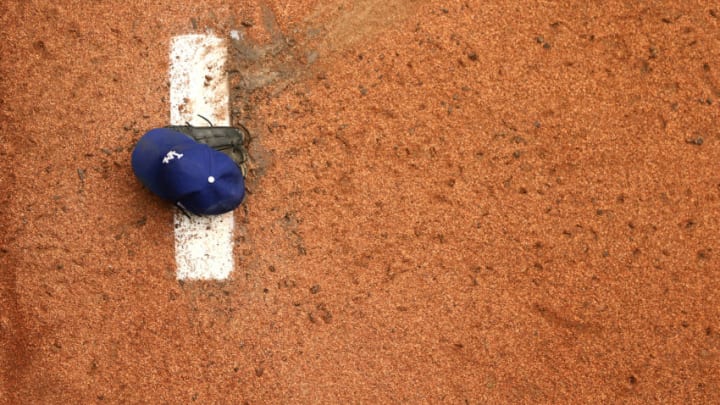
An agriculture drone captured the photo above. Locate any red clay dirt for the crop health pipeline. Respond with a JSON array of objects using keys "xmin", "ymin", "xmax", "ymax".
[{"xmin": 2, "ymin": 0, "xmax": 720, "ymax": 403}]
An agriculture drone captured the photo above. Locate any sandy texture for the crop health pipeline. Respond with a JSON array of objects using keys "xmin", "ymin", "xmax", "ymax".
[{"xmin": 2, "ymin": 0, "xmax": 719, "ymax": 403}]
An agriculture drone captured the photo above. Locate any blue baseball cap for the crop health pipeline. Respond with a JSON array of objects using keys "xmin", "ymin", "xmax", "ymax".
[{"xmin": 131, "ymin": 128, "xmax": 245, "ymax": 215}]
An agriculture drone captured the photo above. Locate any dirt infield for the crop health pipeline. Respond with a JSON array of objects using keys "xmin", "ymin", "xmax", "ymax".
[{"xmin": 2, "ymin": 0, "xmax": 719, "ymax": 403}]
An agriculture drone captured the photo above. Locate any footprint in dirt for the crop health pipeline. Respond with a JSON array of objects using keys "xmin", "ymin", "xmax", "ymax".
[
  {"xmin": 227, "ymin": 3, "xmax": 294, "ymax": 185},
  {"xmin": 226, "ymin": 0, "xmax": 422, "ymax": 275},
  {"xmin": 226, "ymin": 0, "xmax": 422, "ymax": 183}
]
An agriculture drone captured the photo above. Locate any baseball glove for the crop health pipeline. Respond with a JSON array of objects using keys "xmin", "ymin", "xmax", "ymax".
[{"xmin": 164, "ymin": 122, "xmax": 250, "ymax": 176}]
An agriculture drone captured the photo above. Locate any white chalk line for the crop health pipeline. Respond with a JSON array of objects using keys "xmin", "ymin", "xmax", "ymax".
[{"xmin": 169, "ymin": 34, "xmax": 234, "ymax": 280}]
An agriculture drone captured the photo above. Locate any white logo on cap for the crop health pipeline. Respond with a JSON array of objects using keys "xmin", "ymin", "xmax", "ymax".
[{"xmin": 162, "ymin": 150, "xmax": 184, "ymax": 164}]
